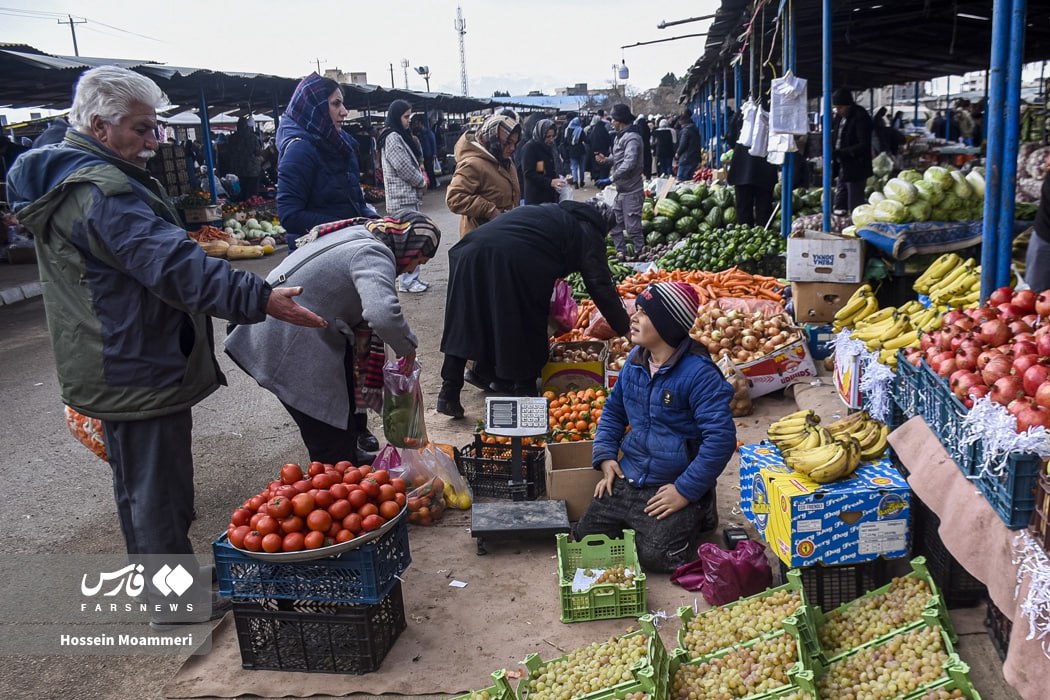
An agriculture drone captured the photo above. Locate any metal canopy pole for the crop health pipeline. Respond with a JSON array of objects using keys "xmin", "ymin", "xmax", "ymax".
[
  {"xmin": 735, "ymin": 62, "xmax": 743, "ymax": 111},
  {"xmin": 714, "ymin": 75, "xmax": 722, "ymax": 164},
  {"xmin": 822, "ymin": 0, "xmax": 833, "ymax": 232},
  {"xmin": 914, "ymin": 82, "xmax": 920, "ymax": 126},
  {"xmin": 198, "ymin": 88, "xmax": 218, "ymax": 203},
  {"xmin": 997, "ymin": 0, "xmax": 1028, "ymax": 288},
  {"xmin": 980, "ymin": 0, "xmax": 1011, "ymax": 302},
  {"xmin": 946, "ymin": 75, "xmax": 952, "ymax": 141},
  {"xmin": 780, "ymin": 0, "xmax": 796, "ymax": 239}
]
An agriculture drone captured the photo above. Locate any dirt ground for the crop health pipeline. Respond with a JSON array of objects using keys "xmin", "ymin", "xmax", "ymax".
[{"xmin": 0, "ymin": 184, "xmax": 1018, "ymax": 699}]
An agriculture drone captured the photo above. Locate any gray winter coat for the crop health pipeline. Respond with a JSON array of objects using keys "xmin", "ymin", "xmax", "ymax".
[
  {"xmin": 225, "ymin": 226, "xmax": 417, "ymax": 428},
  {"xmin": 611, "ymin": 126, "xmax": 644, "ymax": 194}
]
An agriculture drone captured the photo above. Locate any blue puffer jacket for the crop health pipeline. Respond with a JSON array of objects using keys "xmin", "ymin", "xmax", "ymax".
[
  {"xmin": 592, "ymin": 340, "xmax": 737, "ymax": 502},
  {"xmin": 276, "ymin": 119, "xmax": 367, "ymax": 242}
]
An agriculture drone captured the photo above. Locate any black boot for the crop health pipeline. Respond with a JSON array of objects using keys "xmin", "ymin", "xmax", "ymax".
[
  {"xmin": 354, "ymin": 412, "xmax": 380, "ymax": 452},
  {"xmin": 437, "ymin": 382, "xmax": 465, "ymax": 419},
  {"xmin": 511, "ymin": 380, "xmax": 538, "ymax": 397}
]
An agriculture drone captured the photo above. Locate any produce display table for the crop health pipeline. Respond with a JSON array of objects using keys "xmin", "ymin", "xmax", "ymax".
[{"xmin": 889, "ymin": 416, "xmax": 1050, "ymax": 700}]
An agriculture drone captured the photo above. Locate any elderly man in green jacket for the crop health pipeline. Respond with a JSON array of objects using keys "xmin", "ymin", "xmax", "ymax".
[{"xmin": 7, "ymin": 66, "xmax": 324, "ymax": 621}]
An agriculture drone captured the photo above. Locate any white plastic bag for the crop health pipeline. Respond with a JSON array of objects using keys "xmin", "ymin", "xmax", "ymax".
[
  {"xmin": 737, "ymin": 100, "xmax": 758, "ymax": 149},
  {"xmin": 748, "ymin": 109, "xmax": 769, "ymax": 158},
  {"xmin": 769, "ymin": 71, "xmax": 809, "ymax": 136}
]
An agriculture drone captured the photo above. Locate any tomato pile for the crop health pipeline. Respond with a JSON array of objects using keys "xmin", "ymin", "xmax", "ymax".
[
  {"xmin": 545, "ymin": 387, "xmax": 607, "ymax": 443},
  {"xmin": 226, "ymin": 461, "xmax": 406, "ymax": 553}
]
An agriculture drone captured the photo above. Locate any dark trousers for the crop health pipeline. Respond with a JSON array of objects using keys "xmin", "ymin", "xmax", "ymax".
[
  {"xmin": 440, "ymin": 354, "xmax": 537, "ymax": 396},
  {"xmin": 281, "ymin": 345, "xmax": 359, "ymax": 463},
  {"xmin": 734, "ymin": 184, "xmax": 775, "ymax": 227},
  {"xmin": 424, "ymin": 157, "xmax": 439, "ymax": 190},
  {"xmin": 656, "ymin": 155, "xmax": 673, "ymax": 177},
  {"xmin": 102, "ymin": 410, "xmax": 195, "ymax": 556},
  {"xmin": 573, "ymin": 478, "xmax": 718, "ymax": 573},
  {"xmin": 834, "ymin": 177, "xmax": 866, "ymax": 214},
  {"xmin": 239, "ymin": 176, "xmax": 260, "ymax": 200}
]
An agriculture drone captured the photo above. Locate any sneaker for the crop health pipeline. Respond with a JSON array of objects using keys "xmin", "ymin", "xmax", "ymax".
[{"xmin": 399, "ymin": 280, "xmax": 429, "ymax": 294}]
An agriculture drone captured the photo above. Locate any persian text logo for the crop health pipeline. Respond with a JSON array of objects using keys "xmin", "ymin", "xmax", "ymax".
[{"xmin": 80, "ymin": 563, "xmax": 193, "ymax": 598}]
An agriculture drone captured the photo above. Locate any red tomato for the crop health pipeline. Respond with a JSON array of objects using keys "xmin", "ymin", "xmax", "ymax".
[
  {"xmin": 231, "ymin": 508, "xmax": 252, "ymax": 527},
  {"xmin": 282, "ymin": 515, "xmax": 304, "ymax": 533},
  {"xmin": 229, "ymin": 525, "xmax": 251, "ymax": 548},
  {"xmin": 347, "ymin": 489, "xmax": 368, "ymax": 509},
  {"xmin": 334, "ymin": 460, "xmax": 352, "ymax": 473},
  {"xmin": 280, "ymin": 463, "xmax": 304, "ymax": 485},
  {"xmin": 312, "ymin": 473, "xmax": 335, "ymax": 490},
  {"xmin": 360, "ymin": 478, "xmax": 380, "ymax": 500},
  {"xmin": 292, "ymin": 479, "xmax": 312, "ymax": 494},
  {"xmin": 378, "ymin": 484, "xmax": 396, "ymax": 502},
  {"xmin": 268, "ymin": 497, "xmax": 293, "ymax": 519},
  {"xmin": 358, "ymin": 465, "xmax": 373, "ymax": 477},
  {"xmin": 342, "ymin": 468, "xmax": 362, "ymax": 485},
  {"xmin": 361, "ymin": 514, "xmax": 385, "ymax": 532},
  {"xmin": 328, "ymin": 499, "xmax": 352, "ymax": 521},
  {"xmin": 358, "ymin": 503, "xmax": 378, "ymax": 518},
  {"xmin": 371, "ymin": 469, "xmax": 390, "ymax": 486},
  {"xmin": 335, "ymin": 529, "xmax": 354, "ymax": 543},
  {"xmin": 306, "ymin": 510, "xmax": 333, "ymax": 532},
  {"xmin": 282, "ymin": 532, "xmax": 305, "ymax": 552},
  {"xmin": 249, "ymin": 512, "xmax": 265, "ymax": 530},
  {"xmin": 242, "ymin": 530, "xmax": 263, "ymax": 551},
  {"xmin": 261, "ymin": 533, "xmax": 283, "ymax": 553},
  {"xmin": 255, "ymin": 515, "xmax": 280, "ymax": 537},
  {"xmin": 256, "ymin": 504, "xmax": 270, "ymax": 517},
  {"xmin": 379, "ymin": 500, "xmax": 401, "ymax": 520},
  {"xmin": 303, "ymin": 530, "xmax": 325, "ymax": 549},
  {"xmin": 314, "ymin": 490, "xmax": 335, "ymax": 509},
  {"xmin": 326, "ymin": 521, "xmax": 341, "ymax": 538},
  {"xmin": 307, "ymin": 461, "xmax": 325, "ymax": 477},
  {"xmin": 268, "ymin": 479, "xmax": 283, "ymax": 494},
  {"xmin": 390, "ymin": 477, "xmax": 407, "ymax": 494},
  {"xmin": 291, "ymin": 493, "xmax": 315, "ymax": 517},
  {"xmin": 248, "ymin": 495, "xmax": 266, "ymax": 511},
  {"xmin": 276, "ymin": 485, "xmax": 298, "ymax": 501},
  {"xmin": 329, "ymin": 483, "xmax": 349, "ymax": 500},
  {"xmin": 395, "ymin": 492, "xmax": 406, "ymax": 508},
  {"xmin": 342, "ymin": 513, "xmax": 363, "ymax": 534}
]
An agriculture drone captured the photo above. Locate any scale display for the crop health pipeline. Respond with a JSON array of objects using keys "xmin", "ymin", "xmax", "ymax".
[{"xmin": 485, "ymin": 397, "xmax": 549, "ymax": 437}]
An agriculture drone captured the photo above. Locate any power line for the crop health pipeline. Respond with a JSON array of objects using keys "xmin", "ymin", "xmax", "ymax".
[{"xmin": 0, "ymin": 6, "xmax": 163, "ymax": 43}]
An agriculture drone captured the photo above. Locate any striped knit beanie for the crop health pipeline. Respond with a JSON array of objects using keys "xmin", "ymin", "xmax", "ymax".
[{"xmin": 636, "ymin": 282, "xmax": 699, "ymax": 346}]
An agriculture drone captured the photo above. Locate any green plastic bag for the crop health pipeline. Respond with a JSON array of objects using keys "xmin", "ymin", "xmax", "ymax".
[{"xmin": 382, "ymin": 358, "xmax": 428, "ymax": 449}]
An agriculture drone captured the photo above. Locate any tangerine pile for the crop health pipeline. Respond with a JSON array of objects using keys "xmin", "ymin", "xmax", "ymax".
[{"xmin": 545, "ymin": 387, "xmax": 607, "ymax": 443}]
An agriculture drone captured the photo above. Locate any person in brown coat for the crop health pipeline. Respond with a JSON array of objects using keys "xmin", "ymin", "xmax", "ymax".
[{"xmin": 446, "ymin": 114, "xmax": 522, "ymax": 237}]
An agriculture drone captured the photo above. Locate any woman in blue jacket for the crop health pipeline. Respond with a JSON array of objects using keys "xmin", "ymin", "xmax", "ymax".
[
  {"xmin": 276, "ymin": 73, "xmax": 372, "ymax": 252},
  {"xmin": 574, "ymin": 282, "xmax": 737, "ymax": 572}
]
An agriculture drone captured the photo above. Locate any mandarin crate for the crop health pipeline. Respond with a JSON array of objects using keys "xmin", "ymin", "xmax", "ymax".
[
  {"xmin": 458, "ymin": 435, "xmax": 546, "ymax": 500},
  {"xmin": 779, "ymin": 559, "xmax": 891, "ymax": 613},
  {"xmin": 971, "ymin": 444, "xmax": 1044, "ymax": 529},
  {"xmin": 911, "ymin": 498, "xmax": 987, "ymax": 607},
  {"xmin": 232, "ymin": 581, "xmax": 405, "ymax": 674},
  {"xmin": 557, "ymin": 531, "xmax": 646, "ymax": 623},
  {"xmin": 520, "ymin": 615, "xmax": 669, "ymax": 700},
  {"xmin": 984, "ymin": 597, "xmax": 1012, "ymax": 662},
  {"xmin": 450, "ymin": 669, "xmax": 516, "ymax": 700},
  {"xmin": 1030, "ymin": 474, "xmax": 1050, "ymax": 550},
  {"xmin": 214, "ymin": 518, "xmax": 410, "ymax": 604}
]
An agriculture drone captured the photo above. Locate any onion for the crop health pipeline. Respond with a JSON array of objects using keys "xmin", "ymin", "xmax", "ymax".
[
  {"xmin": 724, "ymin": 326, "xmax": 739, "ymax": 340},
  {"xmin": 741, "ymin": 335, "xmax": 760, "ymax": 351}
]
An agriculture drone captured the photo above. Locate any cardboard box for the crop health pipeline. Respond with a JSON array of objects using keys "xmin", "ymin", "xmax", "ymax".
[
  {"xmin": 739, "ymin": 442, "xmax": 910, "ymax": 567},
  {"xmin": 787, "ymin": 230, "xmax": 865, "ymax": 284},
  {"xmin": 542, "ymin": 342, "xmax": 607, "ymax": 393},
  {"xmin": 792, "ymin": 282, "xmax": 865, "ymax": 324},
  {"xmin": 804, "ymin": 323, "xmax": 836, "ymax": 361},
  {"xmin": 736, "ymin": 331, "xmax": 817, "ymax": 398},
  {"xmin": 545, "ymin": 440, "xmax": 601, "ymax": 522}
]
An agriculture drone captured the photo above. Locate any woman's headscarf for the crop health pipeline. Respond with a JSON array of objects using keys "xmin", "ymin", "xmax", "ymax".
[
  {"xmin": 566, "ymin": 116, "xmax": 583, "ymax": 144},
  {"xmin": 282, "ymin": 73, "xmax": 354, "ymax": 157},
  {"xmin": 298, "ymin": 211, "xmax": 441, "ymax": 272},
  {"xmin": 477, "ymin": 114, "xmax": 521, "ymax": 166},
  {"xmin": 533, "ymin": 118, "xmax": 555, "ymax": 143},
  {"xmin": 378, "ymin": 99, "xmax": 422, "ymax": 160}
]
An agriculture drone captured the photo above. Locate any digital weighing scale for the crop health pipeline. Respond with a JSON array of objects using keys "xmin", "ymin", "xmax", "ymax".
[{"xmin": 470, "ymin": 396, "xmax": 570, "ymax": 554}]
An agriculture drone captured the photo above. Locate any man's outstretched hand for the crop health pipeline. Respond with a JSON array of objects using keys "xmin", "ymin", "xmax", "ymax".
[{"xmin": 266, "ymin": 286, "xmax": 327, "ymax": 328}]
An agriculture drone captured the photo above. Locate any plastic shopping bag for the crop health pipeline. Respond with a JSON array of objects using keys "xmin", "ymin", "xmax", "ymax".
[
  {"xmin": 737, "ymin": 99, "xmax": 758, "ymax": 149},
  {"xmin": 671, "ymin": 540, "xmax": 772, "ymax": 605},
  {"xmin": 382, "ymin": 358, "xmax": 429, "ymax": 448},
  {"xmin": 550, "ymin": 279, "xmax": 579, "ymax": 334},
  {"xmin": 769, "ymin": 71, "xmax": 809, "ymax": 135},
  {"xmin": 717, "ymin": 357, "xmax": 754, "ymax": 418},
  {"xmin": 747, "ymin": 109, "xmax": 769, "ymax": 159},
  {"xmin": 395, "ymin": 447, "xmax": 448, "ymax": 526},
  {"xmin": 64, "ymin": 405, "xmax": 107, "ymax": 461}
]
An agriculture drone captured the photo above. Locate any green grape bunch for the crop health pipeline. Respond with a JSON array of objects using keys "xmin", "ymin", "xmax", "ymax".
[
  {"xmin": 816, "ymin": 625, "xmax": 950, "ymax": 699},
  {"xmin": 672, "ymin": 633, "xmax": 797, "ymax": 700},
  {"xmin": 593, "ymin": 566, "xmax": 636, "ymax": 587},
  {"xmin": 917, "ymin": 689, "xmax": 965, "ymax": 699},
  {"xmin": 819, "ymin": 577, "xmax": 933, "ymax": 657},
  {"xmin": 522, "ymin": 634, "xmax": 649, "ymax": 700},
  {"xmin": 680, "ymin": 589, "xmax": 802, "ymax": 659}
]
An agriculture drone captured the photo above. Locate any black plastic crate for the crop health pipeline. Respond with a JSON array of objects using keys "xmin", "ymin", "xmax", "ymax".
[
  {"xmin": 232, "ymin": 582, "xmax": 406, "ymax": 674},
  {"xmin": 779, "ymin": 559, "xmax": 891, "ymax": 612},
  {"xmin": 458, "ymin": 436, "xmax": 546, "ymax": 500},
  {"xmin": 911, "ymin": 497, "xmax": 987, "ymax": 608},
  {"xmin": 984, "ymin": 597, "xmax": 1012, "ymax": 662}
]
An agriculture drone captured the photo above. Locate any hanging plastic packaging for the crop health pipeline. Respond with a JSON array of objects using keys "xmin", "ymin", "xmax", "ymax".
[{"xmin": 769, "ymin": 71, "xmax": 809, "ymax": 135}]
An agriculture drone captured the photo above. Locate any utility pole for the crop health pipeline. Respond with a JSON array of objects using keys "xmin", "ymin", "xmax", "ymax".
[
  {"xmin": 455, "ymin": 5, "xmax": 468, "ymax": 97},
  {"xmin": 58, "ymin": 14, "xmax": 86, "ymax": 56},
  {"xmin": 389, "ymin": 63, "xmax": 395, "ymax": 89},
  {"xmin": 311, "ymin": 58, "xmax": 327, "ymax": 75}
]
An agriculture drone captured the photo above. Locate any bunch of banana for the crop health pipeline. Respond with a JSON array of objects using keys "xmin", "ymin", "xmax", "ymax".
[
  {"xmin": 832, "ymin": 284, "xmax": 878, "ymax": 332},
  {"xmin": 913, "ymin": 253, "xmax": 963, "ymax": 295},
  {"xmin": 766, "ymin": 409, "xmax": 821, "ymax": 450},
  {"xmin": 851, "ymin": 311, "xmax": 914, "ymax": 353},
  {"xmin": 782, "ymin": 437, "xmax": 862, "ymax": 483},
  {"xmin": 780, "ymin": 426, "xmax": 835, "ymax": 458},
  {"xmin": 927, "ymin": 260, "xmax": 981, "ymax": 309},
  {"xmin": 825, "ymin": 411, "xmax": 890, "ymax": 461},
  {"xmin": 907, "ymin": 305, "xmax": 942, "ymax": 333}
]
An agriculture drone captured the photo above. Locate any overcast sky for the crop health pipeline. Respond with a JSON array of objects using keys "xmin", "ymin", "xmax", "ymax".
[{"xmin": 0, "ymin": 0, "xmax": 719, "ymax": 114}]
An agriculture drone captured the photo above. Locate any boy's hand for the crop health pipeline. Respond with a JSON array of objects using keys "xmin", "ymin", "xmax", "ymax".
[
  {"xmin": 645, "ymin": 484, "xmax": 688, "ymax": 520},
  {"xmin": 595, "ymin": 460, "xmax": 623, "ymax": 498}
]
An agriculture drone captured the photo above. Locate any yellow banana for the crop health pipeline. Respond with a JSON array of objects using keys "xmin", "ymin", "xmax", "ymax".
[
  {"xmin": 882, "ymin": 329, "xmax": 920, "ymax": 351},
  {"xmin": 859, "ymin": 424, "xmax": 890, "ymax": 461},
  {"xmin": 785, "ymin": 442, "xmax": 846, "ymax": 474},
  {"xmin": 806, "ymin": 447, "xmax": 851, "ymax": 483}
]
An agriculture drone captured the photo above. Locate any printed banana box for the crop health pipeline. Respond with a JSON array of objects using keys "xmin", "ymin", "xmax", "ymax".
[{"xmin": 739, "ymin": 442, "xmax": 909, "ymax": 567}]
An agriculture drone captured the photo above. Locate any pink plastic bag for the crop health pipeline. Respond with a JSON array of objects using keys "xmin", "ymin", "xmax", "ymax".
[
  {"xmin": 670, "ymin": 540, "xmax": 772, "ymax": 606},
  {"xmin": 585, "ymin": 298, "xmax": 635, "ymax": 340},
  {"xmin": 550, "ymin": 279, "xmax": 579, "ymax": 333}
]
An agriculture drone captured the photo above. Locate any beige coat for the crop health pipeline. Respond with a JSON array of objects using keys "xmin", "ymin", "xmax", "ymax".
[{"xmin": 445, "ymin": 132, "xmax": 520, "ymax": 236}]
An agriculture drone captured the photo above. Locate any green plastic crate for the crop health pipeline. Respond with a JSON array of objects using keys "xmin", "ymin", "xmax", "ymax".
[
  {"xmin": 902, "ymin": 662, "xmax": 982, "ymax": 700},
  {"xmin": 519, "ymin": 615, "xmax": 668, "ymax": 700},
  {"xmin": 809, "ymin": 557, "xmax": 956, "ymax": 664},
  {"xmin": 450, "ymin": 670, "xmax": 516, "ymax": 700},
  {"xmin": 675, "ymin": 569, "xmax": 809, "ymax": 659},
  {"xmin": 556, "ymin": 531, "xmax": 647, "ymax": 623}
]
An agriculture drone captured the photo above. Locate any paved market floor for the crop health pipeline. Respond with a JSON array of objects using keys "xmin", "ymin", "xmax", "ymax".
[{"xmin": 0, "ymin": 186, "xmax": 1020, "ymax": 699}]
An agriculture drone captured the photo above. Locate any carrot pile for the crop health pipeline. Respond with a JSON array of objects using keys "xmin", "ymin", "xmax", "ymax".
[
  {"xmin": 616, "ymin": 267, "xmax": 783, "ymax": 303},
  {"xmin": 189, "ymin": 225, "xmax": 232, "ymax": 242}
]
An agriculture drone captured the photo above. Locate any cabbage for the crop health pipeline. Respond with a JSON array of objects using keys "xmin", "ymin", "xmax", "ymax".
[
  {"xmin": 841, "ymin": 226, "xmax": 858, "ymax": 237},
  {"xmin": 851, "ymin": 204, "xmax": 876, "ymax": 227},
  {"xmin": 913, "ymin": 180, "xmax": 945, "ymax": 205},
  {"xmin": 869, "ymin": 191, "xmax": 886, "ymax": 205},
  {"xmin": 966, "ymin": 170, "xmax": 985, "ymax": 198},
  {"xmin": 907, "ymin": 201, "xmax": 932, "ymax": 222},
  {"xmin": 224, "ymin": 219, "xmax": 240, "ymax": 229},
  {"xmin": 930, "ymin": 207, "xmax": 948, "ymax": 221},
  {"xmin": 872, "ymin": 152, "xmax": 894, "ymax": 177},
  {"xmin": 950, "ymin": 171, "xmax": 973, "ymax": 200},
  {"xmin": 899, "ymin": 169, "xmax": 923, "ymax": 183},
  {"xmin": 924, "ymin": 166, "xmax": 953, "ymax": 190},
  {"xmin": 246, "ymin": 218, "xmax": 261, "ymax": 230},
  {"xmin": 884, "ymin": 178, "xmax": 918, "ymax": 205},
  {"xmin": 874, "ymin": 199, "xmax": 907, "ymax": 223},
  {"xmin": 941, "ymin": 193, "xmax": 961, "ymax": 212}
]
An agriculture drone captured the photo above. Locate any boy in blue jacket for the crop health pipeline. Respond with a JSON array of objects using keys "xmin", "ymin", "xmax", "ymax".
[{"xmin": 574, "ymin": 282, "xmax": 737, "ymax": 572}]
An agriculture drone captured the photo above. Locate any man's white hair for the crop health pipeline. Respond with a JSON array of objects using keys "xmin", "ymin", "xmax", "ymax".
[{"xmin": 68, "ymin": 65, "xmax": 170, "ymax": 131}]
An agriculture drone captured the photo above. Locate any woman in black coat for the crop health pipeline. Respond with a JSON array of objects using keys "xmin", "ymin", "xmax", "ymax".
[
  {"xmin": 437, "ymin": 200, "xmax": 631, "ymax": 417},
  {"xmin": 520, "ymin": 118, "xmax": 565, "ymax": 204},
  {"xmin": 726, "ymin": 110, "xmax": 778, "ymax": 226}
]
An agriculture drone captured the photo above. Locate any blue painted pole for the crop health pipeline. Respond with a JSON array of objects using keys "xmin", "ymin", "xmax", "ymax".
[
  {"xmin": 780, "ymin": 0, "xmax": 796, "ymax": 238},
  {"xmin": 734, "ymin": 63, "xmax": 742, "ymax": 113},
  {"xmin": 998, "ymin": 0, "xmax": 1028, "ymax": 288},
  {"xmin": 822, "ymin": 0, "xmax": 833, "ymax": 232},
  {"xmin": 198, "ymin": 88, "xmax": 218, "ymax": 202},
  {"xmin": 714, "ymin": 76, "xmax": 722, "ymax": 165},
  {"xmin": 980, "ymin": 0, "xmax": 1010, "ymax": 302},
  {"xmin": 914, "ymin": 82, "xmax": 920, "ymax": 126},
  {"xmin": 945, "ymin": 75, "xmax": 952, "ymax": 141}
]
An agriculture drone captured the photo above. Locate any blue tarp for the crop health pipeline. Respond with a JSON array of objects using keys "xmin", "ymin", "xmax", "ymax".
[{"xmin": 856, "ymin": 220, "xmax": 1032, "ymax": 261}]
